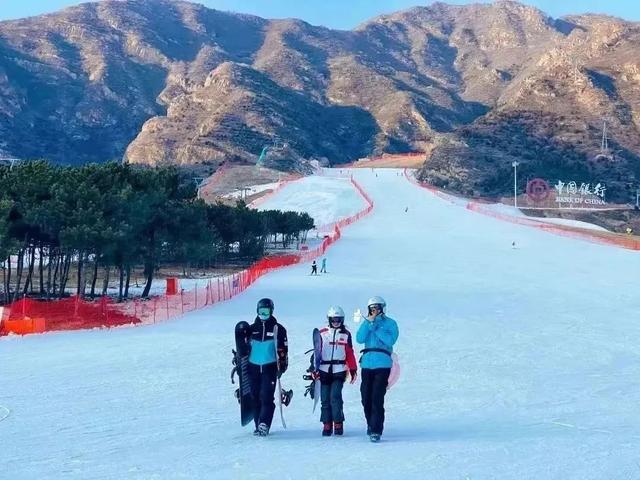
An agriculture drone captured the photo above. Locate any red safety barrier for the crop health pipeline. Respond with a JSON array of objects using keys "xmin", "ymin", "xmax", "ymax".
[
  {"xmin": 1, "ymin": 176, "xmax": 375, "ymax": 336},
  {"xmin": 0, "ymin": 295, "xmax": 141, "ymax": 335},
  {"xmin": 404, "ymin": 168, "xmax": 640, "ymax": 251},
  {"xmin": 166, "ymin": 278, "xmax": 179, "ymax": 295}
]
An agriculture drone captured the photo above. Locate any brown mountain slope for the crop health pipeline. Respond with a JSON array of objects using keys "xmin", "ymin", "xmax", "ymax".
[
  {"xmin": 2, "ymin": 0, "xmax": 640, "ymax": 199},
  {"xmin": 125, "ymin": 61, "xmax": 377, "ymax": 166},
  {"xmin": 0, "ymin": 0, "xmax": 559, "ymax": 167},
  {"xmin": 419, "ymin": 11, "xmax": 640, "ymax": 202}
]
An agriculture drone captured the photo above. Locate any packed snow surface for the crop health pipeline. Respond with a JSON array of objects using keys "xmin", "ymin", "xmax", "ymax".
[
  {"xmin": 2, "ymin": 169, "xmax": 640, "ymax": 480},
  {"xmin": 256, "ymin": 175, "xmax": 366, "ymax": 228}
]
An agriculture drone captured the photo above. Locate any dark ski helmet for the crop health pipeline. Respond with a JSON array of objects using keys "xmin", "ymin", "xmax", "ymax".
[{"xmin": 257, "ymin": 298, "xmax": 274, "ymax": 320}]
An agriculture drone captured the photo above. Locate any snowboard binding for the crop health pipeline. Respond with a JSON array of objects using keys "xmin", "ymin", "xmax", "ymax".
[
  {"xmin": 302, "ymin": 347, "xmax": 318, "ymax": 400},
  {"xmin": 230, "ymin": 349, "xmax": 238, "ymax": 384},
  {"xmin": 303, "ymin": 380, "xmax": 315, "ymax": 399},
  {"xmin": 281, "ymin": 389, "xmax": 293, "ymax": 407}
]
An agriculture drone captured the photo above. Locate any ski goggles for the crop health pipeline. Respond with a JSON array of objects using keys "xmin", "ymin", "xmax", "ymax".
[
  {"xmin": 368, "ymin": 304, "xmax": 382, "ymax": 313},
  {"xmin": 257, "ymin": 307, "xmax": 271, "ymax": 317},
  {"xmin": 328, "ymin": 316, "xmax": 344, "ymax": 324}
]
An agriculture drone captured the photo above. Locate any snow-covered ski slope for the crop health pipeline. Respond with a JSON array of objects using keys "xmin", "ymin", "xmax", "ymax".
[
  {"xmin": 256, "ymin": 175, "xmax": 367, "ymax": 227},
  {"xmin": 2, "ymin": 169, "xmax": 640, "ymax": 480}
]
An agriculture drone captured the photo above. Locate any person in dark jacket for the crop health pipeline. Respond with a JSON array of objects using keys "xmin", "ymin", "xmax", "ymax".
[
  {"xmin": 311, "ymin": 306, "xmax": 357, "ymax": 436},
  {"xmin": 248, "ymin": 298, "xmax": 288, "ymax": 436},
  {"xmin": 311, "ymin": 260, "xmax": 318, "ymax": 275}
]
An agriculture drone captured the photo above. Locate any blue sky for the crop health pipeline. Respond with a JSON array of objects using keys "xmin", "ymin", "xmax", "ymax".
[{"xmin": 1, "ymin": 0, "xmax": 639, "ymax": 28}]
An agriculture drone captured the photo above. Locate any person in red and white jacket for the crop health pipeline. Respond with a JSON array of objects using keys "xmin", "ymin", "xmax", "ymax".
[{"xmin": 312, "ymin": 306, "xmax": 358, "ymax": 436}]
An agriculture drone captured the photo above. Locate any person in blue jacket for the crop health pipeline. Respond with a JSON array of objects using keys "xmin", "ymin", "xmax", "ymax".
[{"xmin": 356, "ymin": 296, "xmax": 399, "ymax": 442}]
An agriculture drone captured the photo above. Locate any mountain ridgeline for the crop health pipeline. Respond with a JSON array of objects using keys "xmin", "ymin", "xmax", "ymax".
[{"xmin": 1, "ymin": 0, "xmax": 640, "ymax": 199}]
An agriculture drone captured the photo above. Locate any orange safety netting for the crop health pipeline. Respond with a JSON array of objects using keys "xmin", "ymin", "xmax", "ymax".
[
  {"xmin": 1, "ymin": 296, "xmax": 141, "ymax": 335},
  {"xmin": 404, "ymin": 168, "xmax": 640, "ymax": 251},
  {"xmin": 1, "ymin": 176, "xmax": 374, "ymax": 336}
]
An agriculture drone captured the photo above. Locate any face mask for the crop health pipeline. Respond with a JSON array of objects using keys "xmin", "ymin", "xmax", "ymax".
[{"xmin": 257, "ymin": 307, "xmax": 271, "ymax": 320}]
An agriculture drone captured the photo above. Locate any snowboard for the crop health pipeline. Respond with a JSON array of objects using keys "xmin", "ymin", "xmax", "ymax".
[
  {"xmin": 274, "ymin": 323, "xmax": 287, "ymax": 429},
  {"xmin": 312, "ymin": 327, "xmax": 322, "ymax": 413},
  {"xmin": 231, "ymin": 321, "xmax": 254, "ymax": 427},
  {"xmin": 387, "ymin": 353, "xmax": 401, "ymax": 390}
]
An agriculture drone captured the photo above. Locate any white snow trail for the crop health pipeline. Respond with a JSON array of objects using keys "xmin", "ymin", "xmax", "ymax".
[{"xmin": 2, "ymin": 169, "xmax": 640, "ymax": 480}]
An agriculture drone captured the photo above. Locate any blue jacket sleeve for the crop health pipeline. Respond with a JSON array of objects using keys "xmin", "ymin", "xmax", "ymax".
[
  {"xmin": 371, "ymin": 318, "xmax": 399, "ymax": 349},
  {"xmin": 356, "ymin": 320, "xmax": 371, "ymax": 344}
]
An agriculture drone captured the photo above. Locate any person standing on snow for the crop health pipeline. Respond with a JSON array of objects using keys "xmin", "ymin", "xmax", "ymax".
[
  {"xmin": 320, "ymin": 258, "xmax": 327, "ymax": 274},
  {"xmin": 356, "ymin": 296, "xmax": 399, "ymax": 442},
  {"xmin": 311, "ymin": 306, "xmax": 357, "ymax": 436},
  {"xmin": 311, "ymin": 260, "xmax": 318, "ymax": 275},
  {"xmin": 248, "ymin": 298, "xmax": 288, "ymax": 436}
]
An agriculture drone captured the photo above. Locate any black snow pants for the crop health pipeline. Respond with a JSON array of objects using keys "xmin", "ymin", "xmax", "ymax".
[
  {"xmin": 248, "ymin": 363, "xmax": 277, "ymax": 429},
  {"xmin": 319, "ymin": 371, "xmax": 346, "ymax": 423},
  {"xmin": 360, "ymin": 368, "xmax": 391, "ymax": 435}
]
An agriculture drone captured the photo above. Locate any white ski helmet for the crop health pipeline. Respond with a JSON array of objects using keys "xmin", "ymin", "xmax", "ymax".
[
  {"xmin": 367, "ymin": 296, "xmax": 386, "ymax": 312},
  {"xmin": 327, "ymin": 306, "xmax": 345, "ymax": 326}
]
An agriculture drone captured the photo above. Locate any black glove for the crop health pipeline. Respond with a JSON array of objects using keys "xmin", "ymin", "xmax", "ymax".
[{"xmin": 278, "ymin": 356, "xmax": 288, "ymax": 377}]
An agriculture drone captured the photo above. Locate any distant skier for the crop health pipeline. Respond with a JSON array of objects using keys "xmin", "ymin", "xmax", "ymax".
[
  {"xmin": 311, "ymin": 306, "xmax": 357, "ymax": 436},
  {"xmin": 320, "ymin": 258, "xmax": 327, "ymax": 274},
  {"xmin": 311, "ymin": 260, "xmax": 318, "ymax": 275},
  {"xmin": 357, "ymin": 296, "xmax": 399, "ymax": 442},
  {"xmin": 404, "ymin": 207, "xmax": 408, "ymax": 213},
  {"xmin": 248, "ymin": 298, "xmax": 288, "ymax": 436}
]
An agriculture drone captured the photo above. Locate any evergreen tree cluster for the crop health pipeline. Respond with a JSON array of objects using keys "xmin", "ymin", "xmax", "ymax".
[{"xmin": 0, "ymin": 162, "xmax": 315, "ymax": 303}]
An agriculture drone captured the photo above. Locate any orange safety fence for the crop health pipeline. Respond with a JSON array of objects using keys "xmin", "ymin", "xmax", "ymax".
[
  {"xmin": 404, "ymin": 168, "xmax": 640, "ymax": 251},
  {"xmin": 1, "ymin": 296, "xmax": 141, "ymax": 335},
  {"xmin": 466, "ymin": 202, "xmax": 640, "ymax": 250},
  {"xmin": 1, "ymin": 176, "xmax": 374, "ymax": 336}
]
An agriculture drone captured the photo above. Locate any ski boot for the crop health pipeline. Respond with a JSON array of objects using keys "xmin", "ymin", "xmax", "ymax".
[
  {"xmin": 334, "ymin": 422, "xmax": 343, "ymax": 436},
  {"xmin": 257, "ymin": 423, "xmax": 270, "ymax": 436},
  {"xmin": 322, "ymin": 422, "xmax": 333, "ymax": 437},
  {"xmin": 369, "ymin": 433, "xmax": 381, "ymax": 443}
]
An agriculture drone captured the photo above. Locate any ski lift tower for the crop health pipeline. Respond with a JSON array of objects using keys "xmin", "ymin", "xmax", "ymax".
[
  {"xmin": 595, "ymin": 120, "xmax": 614, "ymax": 161},
  {"xmin": 193, "ymin": 177, "xmax": 206, "ymax": 200},
  {"xmin": 0, "ymin": 157, "xmax": 21, "ymax": 170},
  {"xmin": 257, "ymin": 146, "xmax": 269, "ymax": 167}
]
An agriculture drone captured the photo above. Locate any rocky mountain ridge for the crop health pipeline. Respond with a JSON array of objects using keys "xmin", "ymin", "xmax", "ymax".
[{"xmin": 1, "ymin": 1, "xmax": 640, "ymax": 199}]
